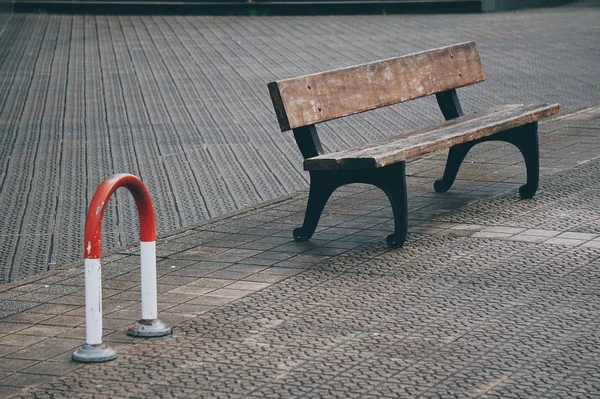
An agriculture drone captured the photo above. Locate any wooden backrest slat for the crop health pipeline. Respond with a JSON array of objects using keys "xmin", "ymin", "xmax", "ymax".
[{"xmin": 268, "ymin": 42, "xmax": 485, "ymax": 132}]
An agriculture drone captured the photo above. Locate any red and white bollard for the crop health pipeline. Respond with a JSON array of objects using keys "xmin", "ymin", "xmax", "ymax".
[{"xmin": 72, "ymin": 174, "xmax": 171, "ymax": 363}]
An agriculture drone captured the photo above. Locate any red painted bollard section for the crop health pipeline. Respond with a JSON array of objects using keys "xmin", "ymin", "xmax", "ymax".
[{"xmin": 72, "ymin": 174, "xmax": 171, "ymax": 363}]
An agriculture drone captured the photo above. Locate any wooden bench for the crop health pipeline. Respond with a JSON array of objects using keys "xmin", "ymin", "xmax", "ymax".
[{"xmin": 267, "ymin": 42, "xmax": 560, "ymax": 249}]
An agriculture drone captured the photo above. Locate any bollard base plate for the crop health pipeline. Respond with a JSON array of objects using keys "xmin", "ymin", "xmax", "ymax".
[
  {"xmin": 72, "ymin": 343, "xmax": 117, "ymax": 363},
  {"xmin": 127, "ymin": 319, "xmax": 172, "ymax": 338}
]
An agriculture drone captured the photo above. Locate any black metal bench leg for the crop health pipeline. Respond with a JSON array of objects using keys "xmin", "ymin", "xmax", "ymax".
[
  {"xmin": 434, "ymin": 142, "xmax": 475, "ymax": 193},
  {"xmin": 378, "ymin": 163, "xmax": 408, "ymax": 249},
  {"xmin": 433, "ymin": 122, "xmax": 539, "ymax": 198},
  {"xmin": 504, "ymin": 122, "xmax": 539, "ymax": 199},
  {"xmin": 294, "ymin": 171, "xmax": 338, "ymax": 242}
]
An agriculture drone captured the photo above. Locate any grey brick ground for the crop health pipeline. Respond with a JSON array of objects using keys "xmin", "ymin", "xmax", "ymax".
[
  {"xmin": 0, "ymin": 109, "xmax": 594, "ymax": 397},
  {"xmin": 0, "ymin": 2, "xmax": 599, "ymax": 282}
]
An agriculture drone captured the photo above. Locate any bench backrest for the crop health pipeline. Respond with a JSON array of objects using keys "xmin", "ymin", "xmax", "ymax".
[{"xmin": 268, "ymin": 41, "xmax": 485, "ymax": 132}]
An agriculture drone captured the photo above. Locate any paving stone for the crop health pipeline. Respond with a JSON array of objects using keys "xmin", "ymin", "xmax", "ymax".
[
  {"xmin": 471, "ymin": 231, "xmax": 514, "ymax": 240},
  {"xmin": 225, "ymin": 282, "xmax": 271, "ymax": 291},
  {"xmin": 13, "ymin": 326, "xmax": 71, "ymax": 338},
  {"xmin": 1, "ymin": 313, "xmax": 54, "ymax": 325},
  {"xmin": 0, "ymin": 372, "xmax": 54, "ymax": 388},
  {"xmin": 0, "ymin": 385, "xmax": 23, "ymax": 397},
  {"xmin": 38, "ymin": 315, "xmax": 84, "ymax": 328},
  {"xmin": 167, "ymin": 285, "xmax": 216, "ymax": 296},
  {"xmin": 441, "ymin": 229, "xmax": 475, "ymax": 238},
  {"xmin": 521, "ymin": 229, "xmax": 562, "ymax": 237},
  {"xmin": 206, "ymin": 270, "xmax": 258, "ymax": 281},
  {"xmin": 0, "ymin": 346, "xmax": 18, "ymax": 357},
  {"xmin": 188, "ymin": 278, "xmax": 234, "ymax": 289},
  {"xmin": 20, "ymin": 361, "xmax": 82, "ymax": 377},
  {"xmin": 99, "ymin": 318, "xmax": 133, "ymax": 331},
  {"xmin": 6, "ymin": 338, "xmax": 80, "ymax": 361},
  {"xmin": 0, "ymin": 358, "xmax": 37, "ymax": 373},
  {"xmin": 543, "ymin": 238, "xmax": 585, "ymax": 247},
  {"xmin": 172, "ymin": 246, "xmax": 227, "ymax": 260},
  {"xmin": 0, "ymin": 323, "xmax": 31, "ymax": 335},
  {"xmin": 0, "ymin": 335, "xmax": 46, "ymax": 347},
  {"xmin": 556, "ymin": 232, "xmax": 598, "ymax": 240},
  {"xmin": 508, "ymin": 234, "xmax": 548, "ymax": 243},
  {"xmin": 482, "ymin": 226, "xmax": 527, "ymax": 234},
  {"xmin": 449, "ymin": 223, "xmax": 485, "ymax": 232},
  {"xmin": 103, "ymin": 309, "xmax": 140, "ymax": 321},
  {"xmin": 162, "ymin": 304, "xmax": 214, "ymax": 316},
  {"xmin": 581, "ymin": 240, "xmax": 600, "ymax": 249},
  {"xmin": 156, "ymin": 275, "xmax": 199, "ymax": 286},
  {"xmin": 185, "ymin": 296, "xmax": 238, "ymax": 307},
  {"xmin": 206, "ymin": 289, "xmax": 255, "ymax": 300},
  {"xmin": 24, "ymin": 304, "xmax": 79, "ymax": 316},
  {"xmin": 241, "ymin": 273, "xmax": 288, "ymax": 284}
]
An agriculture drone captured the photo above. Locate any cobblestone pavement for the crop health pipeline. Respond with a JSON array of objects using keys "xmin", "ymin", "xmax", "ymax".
[
  {"xmin": 0, "ymin": 2, "xmax": 599, "ymax": 282},
  {"xmin": 0, "ymin": 108, "xmax": 593, "ymax": 397}
]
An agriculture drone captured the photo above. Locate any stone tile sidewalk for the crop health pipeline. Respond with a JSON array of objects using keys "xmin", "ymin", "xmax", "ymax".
[{"xmin": 0, "ymin": 107, "xmax": 598, "ymax": 397}]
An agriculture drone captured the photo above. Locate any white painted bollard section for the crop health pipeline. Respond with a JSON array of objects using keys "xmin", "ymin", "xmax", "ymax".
[
  {"xmin": 84, "ymin": 259, "xmax": 103, "ymax": 346},
  {"xmin": 140, "ymin": 241, "xmax": 157, "ymax": 320},
  {"xmin": 72, "ymin": 257, "xmax": 117, "ymax": 363},
  {"xmin": 128, "ymin": 238, "xmax": 171, "ymax": 338}
]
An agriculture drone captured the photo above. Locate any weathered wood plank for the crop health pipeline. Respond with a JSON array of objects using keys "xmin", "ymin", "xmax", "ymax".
[
  {"xmin": 268, "ymin": 41, "xmax": 485, "ymax": 132},
  {"xmin": 304, "ymin": 103, "xmax": 561, "ymax": 170}
]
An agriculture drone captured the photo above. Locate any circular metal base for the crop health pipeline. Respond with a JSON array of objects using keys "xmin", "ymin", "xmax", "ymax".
[
  {"xmin": 127, "ymin": 319, "xmax": 172, "ymax": 338},
  {"xmin": 72, "ymin": 343, "xmax": 117, "ymax": 363}
]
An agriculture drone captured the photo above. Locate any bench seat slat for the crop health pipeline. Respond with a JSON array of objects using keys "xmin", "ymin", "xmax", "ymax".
[{"xmin": 304, "ymin": 103, "xmax": 560, "ymax": 170}]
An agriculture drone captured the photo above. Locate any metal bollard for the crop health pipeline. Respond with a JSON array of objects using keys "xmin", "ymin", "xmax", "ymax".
[{"xmin": 72, "ymin": 174, "xmax": 171, "ymax": 363}]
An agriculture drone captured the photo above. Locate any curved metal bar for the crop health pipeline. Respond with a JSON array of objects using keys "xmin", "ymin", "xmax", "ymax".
[
  {"xmin": 73, "ymin": 174, "xmax": 169, "ymax": 364},
  {"xmin": 84, "ymin": 173, "xmax": 156, "ymax": 259}
]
